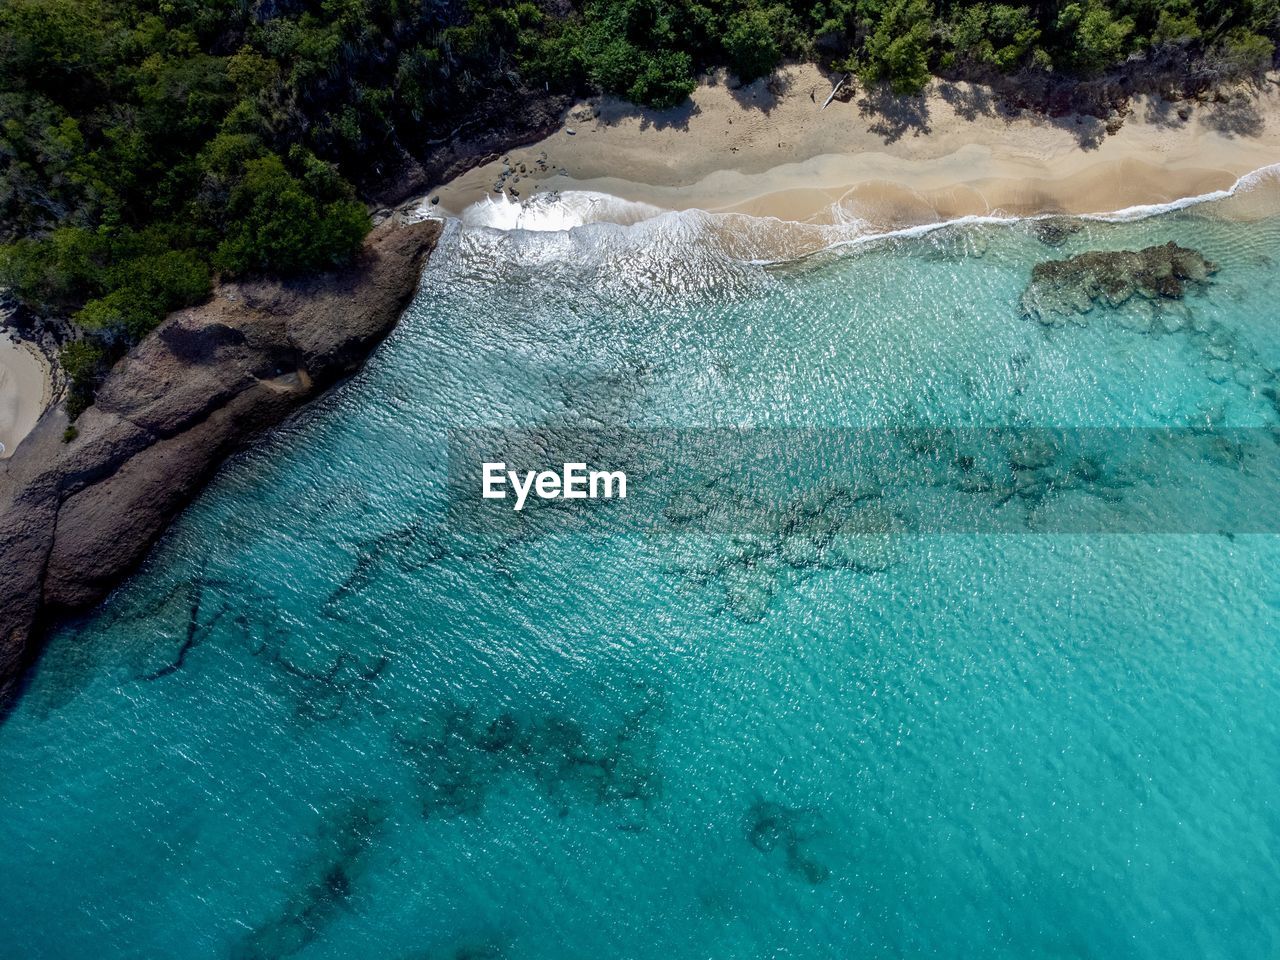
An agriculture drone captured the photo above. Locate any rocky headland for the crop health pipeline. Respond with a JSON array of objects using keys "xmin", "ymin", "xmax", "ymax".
[{"xmin": 0, "ymin": 216, "xmax": 441, "ymax": 710}]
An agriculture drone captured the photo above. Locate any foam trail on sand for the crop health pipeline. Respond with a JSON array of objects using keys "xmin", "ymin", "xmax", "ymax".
[
  {"xmin": 430, "ymin": 161, "xmax": 1280, "ymax": 266},
  {"xmin": 1078, "ymin": 162, "xmax": 1280, "ymax": 221}
]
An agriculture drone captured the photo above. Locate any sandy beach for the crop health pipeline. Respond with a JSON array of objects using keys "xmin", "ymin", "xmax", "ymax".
[
  {"xmin": 7, "ymin": 68, "xmax": 1280, "ymax": 459},
  {"xmin": 430, "ymin": 64, "xmax": 1280, "ymax": 227},
  {"xmin": 0, "ymin": 333, "xmax": 51, "ymax": 459}
]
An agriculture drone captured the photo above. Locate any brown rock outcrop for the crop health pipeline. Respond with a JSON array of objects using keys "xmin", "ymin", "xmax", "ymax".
[
  {"xmin": 1021, "ymin": 241, "xmax": 1217, "ymax": 324},
  {"xmin": 0, "ymin": 217, "xmax": 441, "ymax": 709}
]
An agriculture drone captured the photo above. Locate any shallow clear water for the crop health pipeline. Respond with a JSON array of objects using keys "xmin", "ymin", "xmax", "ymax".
[{"xmin": 2, "ymin": 190, "xmax": 1280, "ymax": 959}]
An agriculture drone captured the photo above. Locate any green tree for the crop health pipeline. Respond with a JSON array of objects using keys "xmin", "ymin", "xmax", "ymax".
[
  {"xmin": 1210, "ymin": 27, "xmax": 1275, "ymax": 77},
  {"xmin": 573, "ymin": 0, "xmax": 704, "ymax": 107},
  {"xmin": 724, "ymin": 6, "xmax": 795, "ymax": 82},
  {"xmin": 1057, "ymin": 0, "xmax": 1133, "ymax": 75},
  {"xmin": 0, "ymin": 227, "xmax": 108, "ymax": 313},
  {"xmin": 860, "ymin": 0, "xmax": 935, "ymax": 94},
  {"xmin": 75, "ymin": 249, "xmax": 210, "ymax": 340},
  {"xmin": 213, "ymin": 154, "xmax": 369, "ymax": 274},
  {"xmin": 948, "ymin": 4, "xmax": 1040, "ymax": 72},
  {"xmin": 1152, "ymin": 1, "xmax": 1202, "ymax": 45},
  {"xmin": 58, "ymin": 338, "xmax": 111, "ymax": 418}
]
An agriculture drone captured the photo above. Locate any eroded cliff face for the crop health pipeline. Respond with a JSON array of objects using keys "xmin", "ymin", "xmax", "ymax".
[{"xmin": 0, "ymin": 217, "xmax": 441, "ymax": 708}]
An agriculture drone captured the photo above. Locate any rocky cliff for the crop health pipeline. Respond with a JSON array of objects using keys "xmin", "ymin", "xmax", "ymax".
[{"xmin": 0, "ymin": 216, "xmax": 441, "ymax": 710}]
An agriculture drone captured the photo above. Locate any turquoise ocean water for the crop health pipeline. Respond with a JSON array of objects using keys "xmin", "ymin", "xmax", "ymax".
[{"xmin": 2, "ymin": 179, "xmax": 1279, "ymax": 959}]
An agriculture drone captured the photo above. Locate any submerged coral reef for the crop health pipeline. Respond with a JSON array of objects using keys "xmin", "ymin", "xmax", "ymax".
[
  {"xmin": 234, "ymin": 800, "xmax": 386, "ymax": 960},
  {"xmin": 744, "ymin": 800, "xmax": 832, "ymax": 885},
  {"xmin": 397, "ymin": 695, "xmax": 665, "ymax": 825},
  {"xmin": 1021, "ymin": 241, "xmax": 1217, "ymax": 323}
]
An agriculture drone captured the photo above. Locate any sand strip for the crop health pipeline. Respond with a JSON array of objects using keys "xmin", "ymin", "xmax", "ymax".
[
  {"xmin": 430, "ymin": 64, "xmax": 1280, "ymax": 227},
  {"xmin": 0, "ymin": 335, "xmax": 52, "ymax": 459}
]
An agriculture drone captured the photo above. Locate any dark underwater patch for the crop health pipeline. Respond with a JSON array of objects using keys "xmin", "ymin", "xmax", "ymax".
[
  {"xmin": 136, "ymin": 577, "xmax": 230, "ymax": 681},
  {"xmin": 233, "ymin": 799, "xmax": 386, "ymax": 960},
  {"xmin": 745, "ymin": 799, "xmax": 832, "ymax": 885},
  {"xmin": 663, "ymin": 475, "xmax": 905, "ymax": 622},
  {"xmin": 1021, "ymin": 242, "xmax": 1218, "ymax": 322},
  {"xmin": 396, "ymin": 693, "xmax": 665, "ymax": 824}
]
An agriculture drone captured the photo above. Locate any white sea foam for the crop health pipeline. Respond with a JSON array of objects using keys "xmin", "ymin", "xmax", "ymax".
[
  {"xmin": 457, "ymin": 191, "xmax": 666, "ymax": 231},
  {"xmin": 800, "ymin": 161, "xmax": 1280, "ymax": 263},
  {"xmin": 1077, "ymin": 161, "xmax": 1280, "ymax": 222},
  {"xmin": 428, "ymin": 161, "xmax": 1280, "ymax": 265}
]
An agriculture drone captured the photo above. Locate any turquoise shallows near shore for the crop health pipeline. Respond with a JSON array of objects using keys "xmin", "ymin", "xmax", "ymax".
[{"xmin": 2, "ymin": 182, "xmax": 1279, "ymax": 959}]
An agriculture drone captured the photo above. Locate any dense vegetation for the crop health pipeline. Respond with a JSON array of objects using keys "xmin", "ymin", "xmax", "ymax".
[{"xmin": 1, "ymin": 0, "xmax": 1276, "ymax": 413}]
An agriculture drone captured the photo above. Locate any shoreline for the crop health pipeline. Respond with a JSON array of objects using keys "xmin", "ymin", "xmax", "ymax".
[
  {"xmin": 426, "ymin": 64, "xmax": 1280, "ymax": 230},
  {"xmin": 0, "ymin": 333, "xmax": 51, "ymax": 459},
  {"xmin": 4, "ymin": 65, "xmax": 1280, "ymax": 710},
  {"xmin": 0, "ymin": 218, "xmax": 440, "ymax": 712},
  {"xmin": 7, "ymin": 69, "xmax": 1279, "ymax": 464}
]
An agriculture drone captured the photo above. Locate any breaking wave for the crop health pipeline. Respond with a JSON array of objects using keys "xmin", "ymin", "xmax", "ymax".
[{"xmin": 409, "ymin": 161, "xmax": 1280, "ymax": 265}]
